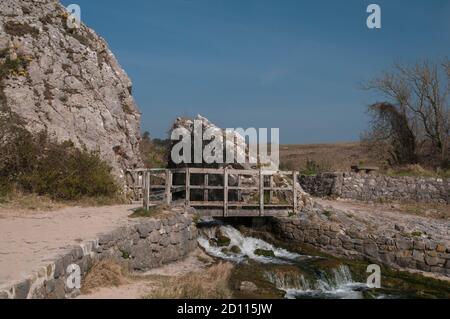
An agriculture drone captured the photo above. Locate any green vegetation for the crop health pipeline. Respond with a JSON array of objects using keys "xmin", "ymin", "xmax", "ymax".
[
  {"xmin": 299, "ymin": 159, "xmax": 330, "ymax": 176},
  {"xmin": 120, "ymin": 249, "xmax": 131, "ymax": 260},
  {"xmin": 140, "ymin": 131, "xmax": 169, "ymax": 168},
  {"xmin": 129, "ymin": 205, "xmax": 168, "ymax": 218},
  {"xmin": 3, "ymin": 21, "xmax": 39, "ymax": 38},
  {"xmin": 410, "ymin": 231, "xmax": 423, "ymax": 238},
  {"xmin": 230, "ymin": 246, "xmax": 241, "ymax": 254},
  {"xmin": 0, "ymin": 52, "xmax": 29, "ymax": 79},
  {"xmin": 254, "ymin": 249, "xmax": 275, "ymax": 257},
  {"xmin": 0, "ymin": 116, "xmax": 119, "ymax": 202},
  {"xmin": 382, "ymin": 164, "xmax": 450, "ymax": 178},
  {"xmin": 216, "ymin": 232, "xmax": 231, "ymax": 247}
]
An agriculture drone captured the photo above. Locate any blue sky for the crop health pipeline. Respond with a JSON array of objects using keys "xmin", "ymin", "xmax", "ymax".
[{"xmin": 61, "ymin": 0, "xmax": 450, "ymax": 144}]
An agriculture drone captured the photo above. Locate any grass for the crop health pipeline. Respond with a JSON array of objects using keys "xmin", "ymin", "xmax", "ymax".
[
  {"xmin": 129, "ymin": 205, "xmax": 169, "ymax": 218},
  {"xmin": 396, "ymin": 202, "xmax": 450, "ymax": 220},
  {"xmin": 280, "ymin": 143, "xmax": 450, "ymax": 178},
  {"xmin": 81, "ymin": 259, "xmax": 129, "ymax": 294},
  {"xmin": 0, "ymin": 189, "xmax": 125, "ymax": 212},
  {"xmin": 144, "ymin": 262, "xmax": 233, "ymax": 299},
  {"xmin": 383, "ymin": 164, "xmax": 450, "ymax": 178},
  {"xmin": 280, "ymin": 142, "xmax": 373, "ymax": 173},
  {"xmin": 0, "ymin": 191, "xmax": 63, "ymax": 211}
]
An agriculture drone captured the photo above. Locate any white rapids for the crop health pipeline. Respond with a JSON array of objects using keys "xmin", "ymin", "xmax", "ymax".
[
  {"xmin": 197, "ymin": 225, "xmax": 303, "ymax": 264},
  {"xmin": 265, "ymin": 265, "xmax": 369, "ymax": 299}
]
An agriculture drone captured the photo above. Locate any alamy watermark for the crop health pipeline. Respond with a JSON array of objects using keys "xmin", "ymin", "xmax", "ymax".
[
  {"xmin": 66, "ymin": 264, "xmax": 81, "ymax": 290},
  {"xmin": 366, "ymin": 264, "xmax": 381, "ymax": 288},
  {"xmin": 170, "ymin": 120, "xmax": 280, "ymax": 168},
  {"xmin": 65, "ymin": 4, "xmax": 81, "ymax": 30},
  {"xmin": 367, "ymin": 4, "xmax": 381, "ymax": 29}
]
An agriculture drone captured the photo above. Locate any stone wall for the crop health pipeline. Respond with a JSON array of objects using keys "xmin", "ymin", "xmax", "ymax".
[
  {"xmin": 0, "ymin": 210, "xmax": 198, "ymax": 299},
  {"xmin": 299, "ymin": 172, "xmax": 450, "ymax": 203},
  {"xmin": 271, "ymin": 207, "xmax": 450, "ymax": 278}
]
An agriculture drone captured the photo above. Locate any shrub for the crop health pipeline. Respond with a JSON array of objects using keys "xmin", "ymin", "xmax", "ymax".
[
  {"xmin": 3, "ymin": 21, "xmax": 39, "ymax": 38},
  {"xmin": 299, "ymin": 159, "xmax": 329, "ymax": 176},
  {"xmin": 0, "ymin": 116, "xmax": 119, "ymax": 201},
  {"xmin": 140, "ymin": 131, "xmax": 169, "ymax": 168}
]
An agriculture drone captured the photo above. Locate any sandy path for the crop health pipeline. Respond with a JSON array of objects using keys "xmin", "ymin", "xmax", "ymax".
[{"xmin": 0, "ymin": 205, "xmax": 138, "ymax": 287}]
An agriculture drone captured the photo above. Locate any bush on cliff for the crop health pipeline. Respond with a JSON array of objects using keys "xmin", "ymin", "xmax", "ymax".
[{"xmin": 0, "ymin": 115, "xmax": 119, "ymax": 201}]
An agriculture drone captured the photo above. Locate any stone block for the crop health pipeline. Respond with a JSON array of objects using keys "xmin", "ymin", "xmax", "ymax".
[
  {"xmin": 425, "ymin": 255, "xmax": 440, "ymax": 266},
  {"xmin": 412, "ymin": 250, "xmax": 424, "ymax": 262},
  {"xmin": 136, "ymin": 223, "xmax": 153, "ymax": 238},
  {"xmin": 363, "ymin": 242, "xmax": 379, "ymax": 258},
  {"xmin": 396, "ymin": 239, "xmax": 413, "ymax": 250},
  {"xmin": 14, "ymin": 279, "xmax": 31, "ymax": 299},
  {"xmin": 98, "ymin": 233, "xmax": 112, "ymax": 245}
]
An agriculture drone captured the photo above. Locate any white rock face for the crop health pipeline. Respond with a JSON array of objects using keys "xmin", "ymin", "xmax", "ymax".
[
  {"xmin": 170, "ymin": 115, "xmax": 313, "ymax": 212},
  {"xmin": 0, "ymin": 0, "xmax": 142, "ymax": 179}
]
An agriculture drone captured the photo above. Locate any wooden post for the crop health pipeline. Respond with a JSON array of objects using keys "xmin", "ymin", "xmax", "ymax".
[
  {"xmin": 204, "ymin": 174, "xmax": 209, "ymax": 202},
  {"xmin": 185, "ymin": 168, "xmax": 190, "ymax": 206},
  {"xmin": 269, "ymin": 175, "xmax": 273, "ymax": 204},
  {"xmin": 165, "ymin": 169, "xmax": 172, "ymax": 206},
  {"xmin": 259, "ymin": 168, "xmax": 264, "ymax": 217},
  {"xmin": 143, "ymin": 171, "xmax": 150, "ymax": 210},
  {"xmin": 293, "ymin": 171, "xmax": 298, "ymax": 213},
  {"xmin": 147, "ymin": 171, "xmax": 152, "ymax": 208},
  {"xmin": 223, "ymin": 167, "xmax": 228, "ymax": 217},
  {"xmin": 237, "ymin": 174, "xmax": 242, "ymax": 202}
]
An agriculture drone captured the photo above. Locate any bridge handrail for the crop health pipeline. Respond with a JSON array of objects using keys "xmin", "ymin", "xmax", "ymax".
[{"xmin": 126, "ymin": 167, "xmax": 298, "ymax": 217}]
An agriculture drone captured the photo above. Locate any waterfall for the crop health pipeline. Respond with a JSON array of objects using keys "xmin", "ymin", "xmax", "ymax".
[
  {"xmin": 197, "ymin": 224, "xmax": 302, "ymax": 264},
  {"xmin": 265, "ymin": 265, "xmax": 368, "ymax": 299},
  {"xmin": 197, "ymin": 224, "xmax": 371, "ymax": 299}
]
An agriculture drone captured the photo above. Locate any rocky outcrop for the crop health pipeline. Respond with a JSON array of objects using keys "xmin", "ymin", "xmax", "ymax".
[
  {"xmin": 300, "ymin": 172, "xmax": 450, "ymax": 204},
  {"xmin": 170, "ymin": 115, "xmax": 313, "ymax": 212},
  {"xmin": 0, "ymin": 0, "xmax": 142, "ymax": 179}
]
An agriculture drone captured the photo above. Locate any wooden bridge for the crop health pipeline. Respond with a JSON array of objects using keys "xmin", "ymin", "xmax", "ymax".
[{"xmin": 127, "ymin": 168, "xmax": 299, "ymax": 217}]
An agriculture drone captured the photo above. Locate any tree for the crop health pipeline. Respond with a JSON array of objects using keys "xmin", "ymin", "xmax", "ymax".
[
  {"xmin": 363, "ymin": 102, "xmax": 417, "ymax": 165},
  {"xmin": 364, "ymin": 59, "xmax": 450, "ymax": 167}
]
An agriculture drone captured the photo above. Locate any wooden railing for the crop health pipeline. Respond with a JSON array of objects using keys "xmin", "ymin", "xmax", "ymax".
[{"xmin": 127, "ymin": 168, "xmax": 298, "ymax": 217}]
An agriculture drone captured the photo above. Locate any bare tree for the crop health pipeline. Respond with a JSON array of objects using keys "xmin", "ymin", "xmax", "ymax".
[{"xmin": 364, "ymin": 59, "xmax": 450, "ymax": 166}]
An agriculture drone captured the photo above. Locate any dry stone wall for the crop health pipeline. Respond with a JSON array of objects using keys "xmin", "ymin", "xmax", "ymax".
[
  {"xmin": 300, "ymin": 172, "xmax": 450, "ymax": 203},
  {"xmin": 272, "ymin": 206, "xmax": 450, "ymax": 278},
  {"xmin": 0, "ymin": 211, "xmax": 198, "ymax": 299}
]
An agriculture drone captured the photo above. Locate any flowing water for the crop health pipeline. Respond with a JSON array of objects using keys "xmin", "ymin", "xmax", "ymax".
[{"xmin": 197, "ymin": 222, "xmax": 450, "ymax": 299}]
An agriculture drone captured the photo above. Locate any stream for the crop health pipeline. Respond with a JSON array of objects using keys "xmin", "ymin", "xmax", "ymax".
[{"xmin": 197, "ymin": 222, "xmax": 450, "ymax": 299}]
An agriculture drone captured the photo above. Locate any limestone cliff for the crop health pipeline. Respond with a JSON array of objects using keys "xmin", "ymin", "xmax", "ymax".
[{"xmin": 0, "ymin": 0, "xmax": 142, "ymax": 179}]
